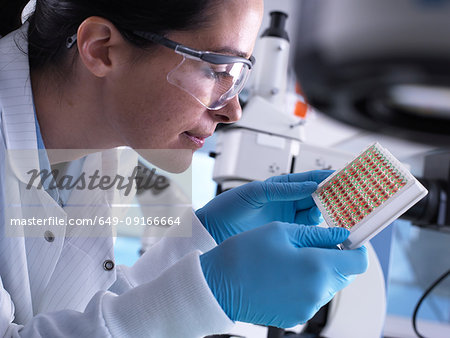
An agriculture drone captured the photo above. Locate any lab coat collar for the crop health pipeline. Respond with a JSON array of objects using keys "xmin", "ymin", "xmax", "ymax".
[{"xmin": 0, "ymin": 22, "xmax": 42, "ymax": 185}]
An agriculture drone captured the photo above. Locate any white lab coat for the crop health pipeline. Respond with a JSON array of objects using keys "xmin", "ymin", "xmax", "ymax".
[{"xmin": 0, "ymin": 25, "xmax": 233, "ymax": 337}]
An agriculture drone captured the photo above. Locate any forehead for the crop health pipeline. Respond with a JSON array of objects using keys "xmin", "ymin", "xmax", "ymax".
[{"xmin": 168, "ymin": 0, "xmax": 263, "ymax": 58}]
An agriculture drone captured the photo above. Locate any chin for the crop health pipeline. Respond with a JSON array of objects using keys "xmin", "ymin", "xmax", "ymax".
[{"xmin": 136, "ymin": 149, "xmax": 194, "ymax": 173}]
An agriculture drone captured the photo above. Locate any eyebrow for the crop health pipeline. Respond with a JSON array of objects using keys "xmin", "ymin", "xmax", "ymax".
[{"xmin": 213, "ymin": 46, "xmax": 251, "ymax": 59}]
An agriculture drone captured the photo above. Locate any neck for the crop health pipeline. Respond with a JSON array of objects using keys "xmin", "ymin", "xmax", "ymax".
[{"xmin": 30, "ymin": 67, "xmax": 122, "ymax": 162}]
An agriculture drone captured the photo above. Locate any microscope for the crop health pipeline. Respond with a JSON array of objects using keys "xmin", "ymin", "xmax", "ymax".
[
  {"xmin": 212, "ymin": 12, "xmax": 354, "ymax": 193},
  {"xmin": 212, "ymin": 11, "xmax": 304, "ymax": 193}
]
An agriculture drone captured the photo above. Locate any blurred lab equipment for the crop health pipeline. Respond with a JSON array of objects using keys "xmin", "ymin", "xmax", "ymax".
[
  {"xmin": 295, "ymin": 0, "xmax": 450, "ymax": 147},
  {"xmin": 294, "ymin": 1, "xmax": 450, "ymax": 337}
]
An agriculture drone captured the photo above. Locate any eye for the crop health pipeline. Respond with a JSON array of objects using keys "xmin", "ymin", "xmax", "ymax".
[
  {"xmin": 202, "ymin": 68, "xmax": 230, "ymax": 81},
  {"xmin": 214, "ymin": 71, "xmax": 232, "ymax": 80},
  {"xmin": 200, "ymin": 66, "xmax": 216, "ymax": 80},
  {"xmin": 202, "ymin": 65, "xmax": 231, "ymax": 81}
]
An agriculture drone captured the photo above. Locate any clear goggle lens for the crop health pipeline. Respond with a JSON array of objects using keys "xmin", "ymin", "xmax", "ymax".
[{"xmin": 167, "ymin": 56, "xmax": 251, "ymax": 110}]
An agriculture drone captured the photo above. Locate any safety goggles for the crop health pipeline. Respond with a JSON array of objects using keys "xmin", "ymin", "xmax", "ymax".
[{"xmin": 133, "ymin": 31, "xmax": 256, "ymax": 110}]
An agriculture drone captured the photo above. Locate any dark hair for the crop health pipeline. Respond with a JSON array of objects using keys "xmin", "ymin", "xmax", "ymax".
[
  {"xmin": 1, "ymin": 0, "xmax": 219, "ymax": 70},
  {"xmin": 0, "ymin": 0, "xmax": 30, "ymax": 37}
]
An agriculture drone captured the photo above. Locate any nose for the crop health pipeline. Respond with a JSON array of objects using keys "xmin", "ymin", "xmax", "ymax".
[{"xmin": 211, "ymin": 96, "xmax": 242, "ymax": 123}]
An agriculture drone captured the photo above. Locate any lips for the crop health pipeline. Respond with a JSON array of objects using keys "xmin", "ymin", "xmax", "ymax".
[
  {"xmin": 183, "ymin": 131, "xmax": 209, "ymax": 148},
  {"xmin": 185, "ymin": 131, "xmax": 211, "ymax": 139}
]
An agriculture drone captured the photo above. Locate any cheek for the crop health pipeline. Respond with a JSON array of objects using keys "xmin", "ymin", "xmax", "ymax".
[{"xmin": 110, "ymin": 71, "xmax": 204, "ymax": 147}]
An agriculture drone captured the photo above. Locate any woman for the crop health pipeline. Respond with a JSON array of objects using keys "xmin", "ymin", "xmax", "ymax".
[{"xmin": 0, "ymin": 0, "xmax": 368, "ymax": 336}]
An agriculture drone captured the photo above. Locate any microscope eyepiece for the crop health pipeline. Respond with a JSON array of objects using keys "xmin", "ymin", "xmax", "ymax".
[{"xmin": 261, "ymin": 11, "xmax": 289, "ymax": 41}]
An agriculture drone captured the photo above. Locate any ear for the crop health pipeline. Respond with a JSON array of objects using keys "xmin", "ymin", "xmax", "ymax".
[{"xmin": 76, "ymin": 17, "xmax": 127, "ymax": 78}]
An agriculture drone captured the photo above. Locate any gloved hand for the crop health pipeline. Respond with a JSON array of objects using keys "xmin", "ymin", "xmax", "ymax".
[
  {"xmin": 200, "ymin": 222, "xmax": 368, "ymax": 328},
  {"xmin": 196, "ymin": 170, "xmax": 333, "ymax": 244}
]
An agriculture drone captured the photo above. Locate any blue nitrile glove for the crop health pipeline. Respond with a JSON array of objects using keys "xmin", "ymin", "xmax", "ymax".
[
  {"xmin": 200, "ymin": 222, "xmax": 368, "ymax": 328},
  {"xmin": 196, "ymin": 170, "xmax": 333, "ymax": 244}
]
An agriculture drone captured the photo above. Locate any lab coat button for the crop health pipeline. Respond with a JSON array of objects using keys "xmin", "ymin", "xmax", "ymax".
[
  {"xmin": 44, "ymin": 230, "xmax": 55, "ymax": 242},
  {"xmin": 103, "ymin": 260, "xmax": 115, "ymax": 271}
]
